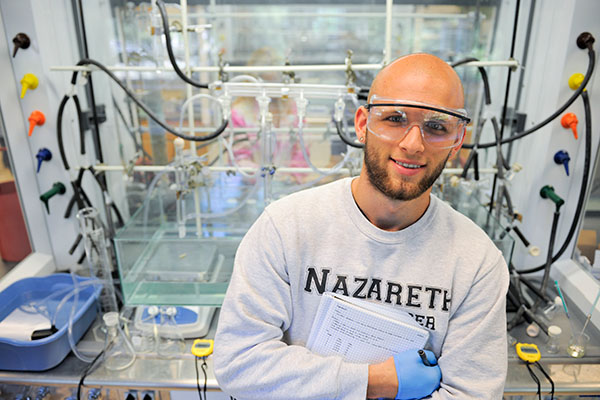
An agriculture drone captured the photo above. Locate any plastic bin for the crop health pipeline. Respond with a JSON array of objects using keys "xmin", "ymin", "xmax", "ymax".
[{"xmin": 0, "ymin": 273, "xmax": 101, "ymax": 371}]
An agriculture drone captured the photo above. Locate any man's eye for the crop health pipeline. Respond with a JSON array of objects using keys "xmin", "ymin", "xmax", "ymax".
[
  {"xmin": 425, "ymin": 121, "xmax": 447, "ymax": 132},
  {"xmin": 384, "ymin": 114, "xmax": 407, "ymax": 123}
]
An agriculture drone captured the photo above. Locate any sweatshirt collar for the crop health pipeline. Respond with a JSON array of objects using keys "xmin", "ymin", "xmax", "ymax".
[{"xmin": 342, "ymin": 177, "xmax": 438, "ymax": 244}]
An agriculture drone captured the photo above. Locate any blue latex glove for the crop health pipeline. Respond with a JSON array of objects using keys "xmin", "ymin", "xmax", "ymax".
[{"xmin": 393, "ymin": 349, "xmax": 441, "ymax": 399}]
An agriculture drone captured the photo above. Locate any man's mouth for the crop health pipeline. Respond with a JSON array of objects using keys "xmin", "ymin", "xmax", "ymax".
[{"xmin": 393, "ymin": 159, "xmax": 425, "ymax": 169}]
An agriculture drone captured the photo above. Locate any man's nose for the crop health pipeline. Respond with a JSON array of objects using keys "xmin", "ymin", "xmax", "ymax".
[{"xmin": 398, "ymin": 124, "xmax": 425, "ymax": 153}]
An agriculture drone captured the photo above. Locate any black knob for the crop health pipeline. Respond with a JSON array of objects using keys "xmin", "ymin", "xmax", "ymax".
[
  {"xmin": 12, "ymin": 33, "xmax": 31, "ymax": 57},
  {"xmin": 576, "ymin": 32, "xmax": 595, "ymax": 50}
]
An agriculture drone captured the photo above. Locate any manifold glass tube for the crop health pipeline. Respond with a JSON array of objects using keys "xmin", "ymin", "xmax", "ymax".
[{"xmin": 77, "ymin": 207, "xmax": 119, "ymax": 313}]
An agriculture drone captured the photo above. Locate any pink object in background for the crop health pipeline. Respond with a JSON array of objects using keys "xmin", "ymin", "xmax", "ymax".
[{"xmin": 0, "ymin": 181, "xmax": 31, "ymax": 262}]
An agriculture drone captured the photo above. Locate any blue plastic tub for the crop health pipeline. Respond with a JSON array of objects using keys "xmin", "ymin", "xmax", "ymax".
[{"xmin": 0, "ymin": 273, "xmax": 101, "ymax": 371}]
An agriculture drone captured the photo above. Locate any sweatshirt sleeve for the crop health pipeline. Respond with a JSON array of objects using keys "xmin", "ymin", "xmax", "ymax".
[
  {"xmin": 213, "ymin": 210, "xmax": 368, "ymax": 400},
  {"xmin": 431, "ymin": 252, "xmax": 510, "ymax": 399}
]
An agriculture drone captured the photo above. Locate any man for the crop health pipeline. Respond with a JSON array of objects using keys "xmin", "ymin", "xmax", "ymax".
[{"xmin": 214, "ymin": 53, "xmax": 509, "ymax": 399}]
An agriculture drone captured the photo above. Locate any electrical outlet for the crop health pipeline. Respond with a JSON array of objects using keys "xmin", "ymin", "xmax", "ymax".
[
  {"xmin": 124, "ymin": 390, "xmax": 138, "ymax": 400},
  {"xmin": 141, "ymin": 391, "xmax": 155, "ymax": 400}
]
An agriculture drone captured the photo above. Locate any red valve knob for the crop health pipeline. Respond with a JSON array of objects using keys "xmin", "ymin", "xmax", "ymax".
[
  {"xmin": 28, "ymin": 110, "xmax": 45, "ymax": 136},
  {"xmin": 561, "ymin": 113, "xmax": 578, "ymax": 140}
]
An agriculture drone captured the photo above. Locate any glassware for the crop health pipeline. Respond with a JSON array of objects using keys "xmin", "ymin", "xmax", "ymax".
[
  {"xmin": 567, "ymin": 332, "xmax": 590, "ymax": 358},
  {"xmin": 542, "ymin": 300, "xmax": 559, "ymax": 322},
  {"xmin": 103, "ymin": 312, "xmax": 136, "ymax": 370},
  {"xmin": 157, "ymin": 306, "xmax": 186, "ymax": 358},
  {"xmin": 545, "ymin": 325, "xmax": 561, "ymax": 354},
  {"xmin": 130, "ymin": 306, "xmax": 159, "ymax": 354},
  {"xmin": 77, "ymin": 208, "xmax": 119, "ymax": 313}
]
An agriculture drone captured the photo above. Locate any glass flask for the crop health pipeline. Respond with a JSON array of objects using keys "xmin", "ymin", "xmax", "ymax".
[
  {"xmin": 130, "ymin": 306, "xmax": 159, "ymax": 354},
  {"xmin": 541, "ymin": 299, "xmax": 560, "ymax": 322},
  {"xmin": 157, "ymin": 306, "xmax": 186, "ymax": 358},
  {"xmin": 103, "ymin": 312, "xmax": 136, "ymax": 370},
  {"xmin": 545, "ymin": 325, "xmax": 561, "ymax": 354}
]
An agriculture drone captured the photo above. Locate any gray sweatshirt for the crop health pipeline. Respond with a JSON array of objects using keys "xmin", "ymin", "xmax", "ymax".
[{"xmin": 214, "ymin": 177, "xmax": 509, "ymax": 399}]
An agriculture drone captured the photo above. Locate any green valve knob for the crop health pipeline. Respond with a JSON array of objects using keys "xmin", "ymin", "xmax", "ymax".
[
  {"xmin": 540, "ymin": 185, "xmax": 564, "ymax": 210},
  {"xmin": 40, "ymin": 182, "xmax": 66, "ymax": 213}
]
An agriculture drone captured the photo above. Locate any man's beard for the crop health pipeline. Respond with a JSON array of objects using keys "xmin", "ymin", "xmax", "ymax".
[{"xmin": 363, "ymin": 136, "xmax": 450, "ymax": 201}]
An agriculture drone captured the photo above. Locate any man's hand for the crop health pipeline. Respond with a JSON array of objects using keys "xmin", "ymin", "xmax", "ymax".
[{"xmin": 367, "ymin": 349, "xmax": 441, "ymax": 399}]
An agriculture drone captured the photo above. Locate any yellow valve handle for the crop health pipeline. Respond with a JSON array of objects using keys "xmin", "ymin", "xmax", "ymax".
[
  {"xmin": 568, "ymin": 73, "xmax": 585, "ymax": 91},
  {"xmin": 20, "ymin": 73, "xmax": 39, "ymax": 98}
]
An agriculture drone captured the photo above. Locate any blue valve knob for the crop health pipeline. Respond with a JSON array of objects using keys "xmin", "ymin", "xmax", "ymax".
[
  {"xmin": 554, "ymin": 150, "xmax": 570, "ymax": 176},
  {"xmin": 36, "ymin": 148, "xmax": 52, "ymax": 173}
]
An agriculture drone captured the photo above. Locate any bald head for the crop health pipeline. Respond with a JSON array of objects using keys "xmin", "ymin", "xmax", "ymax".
[{"xmin": 369, "ymin": 53, "xmax": 465, "ymax": 110}]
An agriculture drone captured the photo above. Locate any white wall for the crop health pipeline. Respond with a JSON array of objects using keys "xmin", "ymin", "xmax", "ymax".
[{"xmin": 507, "ymin": 0, "xmax": 600, "ymax": 270}]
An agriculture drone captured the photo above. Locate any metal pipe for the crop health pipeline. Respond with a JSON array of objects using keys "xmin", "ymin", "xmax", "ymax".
[
  {"xmin": 180, "ymin": 0, "xmax": 203, "ymax": 235},
  {"xmin": 138, "ymin": 126, "xmax": 340, "ymax": 134},
  {"xmin": 384, "ymin": 0, "xmax": 393, "ymax": 65},
  {"xmin": 185, "ymin": 12, "xmax": 472, "ymax": 19},
  {"xmin": 93, "ymin": 165, "xmax": 497, "ymax": 175},
  {"xmin": 50, "ymin": 60, "xmax": 518, "ymax": 73}
]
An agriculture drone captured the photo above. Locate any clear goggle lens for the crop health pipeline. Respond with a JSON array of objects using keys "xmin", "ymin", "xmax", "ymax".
[{"xmin": 366, "ymin": 102, "xmax": 470, "ymax": 149}]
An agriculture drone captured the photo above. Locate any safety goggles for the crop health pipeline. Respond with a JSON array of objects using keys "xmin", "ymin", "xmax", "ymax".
[{"xmin": 365, "ymin": 96, "xmax": 471, "ymax": 149}]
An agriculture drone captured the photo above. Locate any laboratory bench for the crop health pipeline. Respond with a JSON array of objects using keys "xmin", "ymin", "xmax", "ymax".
[
  {"xmin": 1, "ymin": 310, "xmax": 600, "ymax": 400},
  {"xmin": 504, "ymin": 315, "xmax": 600, "ymax": 397}
]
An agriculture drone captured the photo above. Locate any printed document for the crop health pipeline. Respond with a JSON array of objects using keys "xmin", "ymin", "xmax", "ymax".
[{"xmin": 306, "ymin": 292, "xmax": 429, "ymax": 364}]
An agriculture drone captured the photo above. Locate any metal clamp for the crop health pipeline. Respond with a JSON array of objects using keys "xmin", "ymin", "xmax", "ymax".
[
  {"xmin": 125, "ymin": 151, "xmax": 142, "ymax": 179},
  {"xmin": 185, "ymin": 159, "xmax": 208, "ymax": 189},
  {"xmin": 170, "ymin": 20, "xmax": 183, "ymax": 32},
  {"xmin": 218, "ymin": 50, "xmax": 229, "ymax": 82},
  {"xmin": 261, "ymin": 165, "xmax": 276, "ymax": 178},
  {"xmin": 283, "ymin": 58, "xmax": 300, "ymax": 84},
  {"xmin": 508, "ymin": 57, "xmax": 518, "ymax": 72},
  {"xmin": 345, "ymin": 50, "xmax": 357, "ymax": 87}
]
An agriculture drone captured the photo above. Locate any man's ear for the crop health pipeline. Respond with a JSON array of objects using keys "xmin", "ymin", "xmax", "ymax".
[
  {"xmin": 449, "ymin": 126, "xmax": 468, "ymax": 159},
  {"xmin": 354, "ymin": 106, "xmax": 368, "ymax": 142}
]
